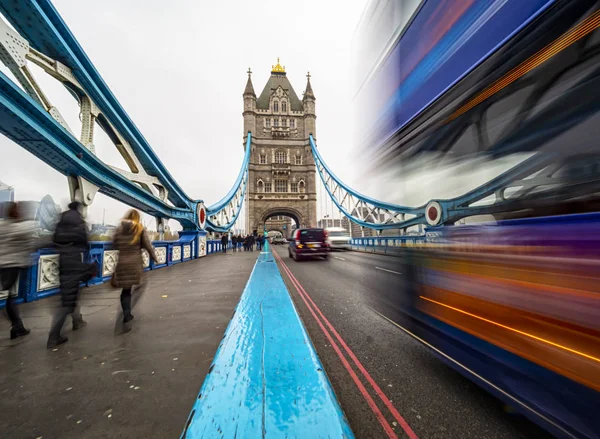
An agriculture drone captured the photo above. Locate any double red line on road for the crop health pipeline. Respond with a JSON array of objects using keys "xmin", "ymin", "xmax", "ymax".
[{"xmin": 272, "ymin": 250, "xmax": 418, "ymax": 439}]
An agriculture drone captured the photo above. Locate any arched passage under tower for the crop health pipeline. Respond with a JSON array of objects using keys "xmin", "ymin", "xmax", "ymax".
[{"xmin": 260, "ymin": 207, "xmax": 303, "ymax": 237}]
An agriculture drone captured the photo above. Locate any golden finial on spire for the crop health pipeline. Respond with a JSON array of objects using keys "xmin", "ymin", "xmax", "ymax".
[{"xmin": 271, "ymin": 57, "xmax": 286, "ymax": 73}]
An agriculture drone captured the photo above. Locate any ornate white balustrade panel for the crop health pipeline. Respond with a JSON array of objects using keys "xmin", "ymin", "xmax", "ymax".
[
  {"xmin": 38, "ymin": 254, "xmax": 60, "ymax": 291},
  {"xmin": 142, "ymin": 249, "xmax": 150, "ymax": 268},
  {"xmin": 102, "ymin": 250, "xmax": 119, "ymax": 277},
  {"xmin": 183, "ymin": 245, "xmax": 191, "ymax": 259},
  {"xmin": 198, "ymin": 236, "xmax": 207, "ymax": 257},
  {"xmin": 155, "ymin": 247, "xmax": 167, "ymax": 265},
  {"xmin": 172, "ymin": 246, "xmax": 182, "ymax": 262}
]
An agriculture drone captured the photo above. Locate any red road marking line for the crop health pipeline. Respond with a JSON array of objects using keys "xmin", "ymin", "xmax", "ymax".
[
  {"xmin": 273, "ymin": 252, "xmax": 399, "ymax": 439},
  {"xmin": 273, "ymin": 251, "xmax": 419, "ymax": 439}
]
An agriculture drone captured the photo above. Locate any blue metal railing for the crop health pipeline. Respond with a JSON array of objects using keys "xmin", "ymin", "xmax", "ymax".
[
  {"xmin": 350, "ymin": 236, "xmax": 426, "ymax": 255},
  {"xmin": 0, "ymin": 234, "xmax": 234, "ymax": 308},
  {"xmin": 206, "ymin": 134, "xmax": 252, "ymax": 232}
]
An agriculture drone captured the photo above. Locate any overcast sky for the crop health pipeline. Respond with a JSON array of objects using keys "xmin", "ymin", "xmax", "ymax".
[{"xmin": 0, "ymin": 0, "xmax": 368, "ymax": 230}]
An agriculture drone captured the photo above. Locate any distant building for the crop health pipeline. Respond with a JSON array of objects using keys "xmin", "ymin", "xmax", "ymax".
[
  {"xmin": 0, "ymin": 180, "xmax": 14, "ymax": 203},
  {"xmin": 317, "ymin": 218, "xmax": 347, "ymax": 229},
  {"xmin": 90, "ymin": 223, "xmax": 117, "ymax": 236}
]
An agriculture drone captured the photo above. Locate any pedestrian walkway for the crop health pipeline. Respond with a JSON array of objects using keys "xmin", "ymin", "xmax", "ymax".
[{"xmin": 0, "ymin": 251, "xmax": 257, "ymax": 439}]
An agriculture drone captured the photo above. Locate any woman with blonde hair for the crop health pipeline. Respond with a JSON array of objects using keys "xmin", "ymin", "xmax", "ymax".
[{"xmin": 112, "ymin": 209, "xmax": 157, "ymax": 325}]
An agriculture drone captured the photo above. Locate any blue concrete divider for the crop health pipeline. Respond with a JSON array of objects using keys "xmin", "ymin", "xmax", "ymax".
[
  {"xmin": 181, "ymin": 242, "xmax": 354, "ymax": 438},
  {"xmin": 0, "ymin": 233, "xmax": 232, "ymax": 309}
]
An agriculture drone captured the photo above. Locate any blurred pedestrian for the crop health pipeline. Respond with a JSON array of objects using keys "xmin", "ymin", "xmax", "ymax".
[
  {"xmin": 47, "ymin": 201, "xmax": 93, "ymax": 348},
  {"xmin": 231, "ymin": 234, "xmax": 237, "ymax": 252},
  {"xmin": 112, "ymin": 209, "xmax": 157, "ymax": 328},
  {"xmin": 256, "ymin": 235, "xmax": 262, "ymax": 251},
  {"xmin": 221, "ymin": 233, "xmax": 228, "ymax": 253},
  {"xmin": 0, "ymin": 202, "xmax": 47, "ymax": 339}
]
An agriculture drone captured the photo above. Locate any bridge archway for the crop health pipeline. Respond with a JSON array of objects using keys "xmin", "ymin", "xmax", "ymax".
[
  {"xmin": 260, "ymin": 207, "xmax": 303, "ymax": 227},
  {"xmin": 259, "ymin": 207, "xmax": 304, "ymax": 237}
]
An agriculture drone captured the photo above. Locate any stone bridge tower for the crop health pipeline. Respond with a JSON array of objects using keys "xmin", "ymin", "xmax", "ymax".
[{"xmin": 243, "ymin": 59, "xmax": 317, "ymax": 234}]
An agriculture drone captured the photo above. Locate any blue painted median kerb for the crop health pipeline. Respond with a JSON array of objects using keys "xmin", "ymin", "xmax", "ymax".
[{"xmin": 182, "ymin": 242, "xmax": 354, "ymax": 438}]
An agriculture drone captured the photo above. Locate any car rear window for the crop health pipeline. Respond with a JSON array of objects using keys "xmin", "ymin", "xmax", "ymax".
[{"xmin": 299, "ymin": 229, "xmax": 324, "ymax": 242}]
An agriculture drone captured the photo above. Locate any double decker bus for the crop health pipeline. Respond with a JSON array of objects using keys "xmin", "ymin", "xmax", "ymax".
[{"xmin": 355, "ymin": 1, "xmax": 600, "ymax": 437}]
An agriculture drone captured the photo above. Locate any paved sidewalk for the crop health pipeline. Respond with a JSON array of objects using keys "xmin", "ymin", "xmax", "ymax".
[{"xmin": 0, "ymin": 250, "xmax": 258, "ymax": 439}]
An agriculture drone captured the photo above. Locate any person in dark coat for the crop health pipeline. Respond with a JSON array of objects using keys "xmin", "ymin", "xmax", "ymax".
[
  {"xmin": 231, "ymin": 234, "xmax": 237, "ymax": 252},
  {"xmin": 221, "ymin": 233, "xmax": 228, "ymax": 253},
  {"xmin": 112, "ymin": 209, "xmax": 157, "ymax": 326},
  {"xmin": 47, "ymin": 201, "xmax": 91, "ymax": 348}
]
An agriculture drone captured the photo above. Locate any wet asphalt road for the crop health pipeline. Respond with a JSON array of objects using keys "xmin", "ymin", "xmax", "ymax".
[{"xmin": 272, "ymin": 245, "xmax": 554, "ymax": 439}]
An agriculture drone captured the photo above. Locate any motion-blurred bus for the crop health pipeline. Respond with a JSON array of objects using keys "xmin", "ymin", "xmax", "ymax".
[{"xmin": 355, "ymin": 1, "xmax": 600, "ymax": 437}]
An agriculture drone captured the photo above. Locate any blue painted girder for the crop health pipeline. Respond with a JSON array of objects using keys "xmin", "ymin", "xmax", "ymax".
[
  {"xmin": 0, "ymin": 0, "xmax": 194, "ymax": 209},
  {"xmin": 0, "ymin": 68, "xmax": 197, "ymax": 227}
]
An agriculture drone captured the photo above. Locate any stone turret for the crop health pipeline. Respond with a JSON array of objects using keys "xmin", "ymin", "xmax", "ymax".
[
  {"xmin": 243, "ymin": 68, "xmax": 256, "ymax": 137},
  {"xmin": 303, "ymin": 72, "xmax": 316, "ymax": 139}
]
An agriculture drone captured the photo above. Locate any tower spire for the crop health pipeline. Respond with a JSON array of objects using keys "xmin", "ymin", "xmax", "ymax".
[
  {"xmin": 303, "ymin": 71, "xmax": 315, "ymax": 100},
  {"xmin": 244, "ymin": 67, "xmax": 255, "ymax": 96}
]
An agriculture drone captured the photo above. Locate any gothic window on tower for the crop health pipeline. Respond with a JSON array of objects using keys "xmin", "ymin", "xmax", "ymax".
[
  {"xmin": 273, "ymin": 101, "xmax": 279, "ymax": 112},
  {"xmin": 299, "ymin": 180, "xmax": 306, "ymax": 193},
  {"xmin": 275, "ymin": 150, "xmax": 287, "ymax": 164},
  {"xmin": 264, "ymin": 182, "xmax": 272, "ymax": 192},
  {"xmin": 291, "ymin": 182, "xmax": 298, "ymax": 193},
  {"xmin": 257, "ymin": 180, "xmax": 264, "ymax": 192},
  {"xmin": 282, "ymin": 101, "xmax": 287, "ymax": 113},
  {"xmin": 274, "ymin": 118, "xmax": 279, "ymax": 128},
  {"xmin": 295, "ymin": 155, "xmax": 302, "ymax": 165},
  {"xmin": 290, "ymin": 119, "xmax": 295, "ymax": 129},
  {"xmin": 259, "ymin": 154, "xmax": 267, "ymax": 164},
  {"xmin": 275, "ymin": 179, "xmax": 287, "ymax": 192},
  {"xmin": 266, "ymin": 119, "xmax": 271, "ymax": 128}
]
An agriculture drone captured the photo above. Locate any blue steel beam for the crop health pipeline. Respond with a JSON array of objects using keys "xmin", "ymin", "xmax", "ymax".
[
  {"xmin": 311, "ymin": 135, "xmax": 568, "ymax": 230},
  {"xmin": 205, "ymin": 134, "xmax": 251, "ymax": 233},
  {"xmin": 0, "ymin": 68, "xmax": 197, "ymax": 227},
  {"xmin": 310, "ymin": 135, "xmax": 426, "ymax": 230},
  {"xmin": 0, "ymin": 0, "xmax": 192, "ymax": 209}
]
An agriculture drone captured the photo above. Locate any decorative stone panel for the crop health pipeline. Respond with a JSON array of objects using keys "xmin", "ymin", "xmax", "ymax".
[
  {"xmin": 155, "ymin": 247, "xmax": 167, "ymax": 264},
  {"xmin": 142, "ymin": 249, "xmax": 150, "ymax": 268},
  {"xmin": 198, "ymin": 236, "xmax": 207, "ymax": 257},
  {"xmin": 37, "ymin": 254, "xmax": 60, "ymax": 291},
  {"xmin": 172, "ymin": 246, "xmax": 182, "ymax": 262},
  {"xmin": 103, "ymin": 250, "xmax": 119, "ymax": 277}
]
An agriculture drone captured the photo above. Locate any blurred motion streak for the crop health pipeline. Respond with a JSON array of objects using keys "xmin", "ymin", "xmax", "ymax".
[{"xmin": 448, "ymin": 8, "xmax": 600, "ymax": 122}]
